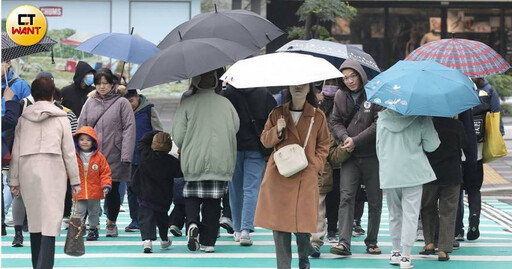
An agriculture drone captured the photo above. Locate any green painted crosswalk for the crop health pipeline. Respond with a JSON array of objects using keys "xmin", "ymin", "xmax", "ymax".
[{"xmin": 2, "ymin": 198, "xmax": 512, "ymax": 268}]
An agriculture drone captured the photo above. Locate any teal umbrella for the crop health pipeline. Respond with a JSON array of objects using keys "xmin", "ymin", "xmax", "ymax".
[{"xmin": 365, "ymin": 61, "xmax": 480, "ymax": 117}]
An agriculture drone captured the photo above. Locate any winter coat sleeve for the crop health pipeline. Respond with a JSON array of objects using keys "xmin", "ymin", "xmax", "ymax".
[
  {"xmin": 329, "ymin": 91, "xmax": 349, "ymax": 142},
  {"xmin": 99, "ymin": 153, "xmax": 112, "ymax": 191},
  {"xmin": 171, "ymin": 105, "xmax": 187, "ymax": 149},
  {"xmin": 77, "ymin": 99, "xmax": 90, "ymax": 128},
  {"xmin": 138, "ymin": 131, "xmax": 157, "ymax": 161},
  {"xmin": 311, "ymin": 112, "xmax": 330, "ymax": 173},
  {"xmin": 260, "ymin": 109, "xmax": 284, "ymax": 148},
  {"xmin": 231, "ymin": 103, "xmax": 240, "ymax": 133},
  {"xmin": 60, "ymin": 118, "xmax": 80, "ymax": 185},
  {"xmin": 120, "ymin": 99, "xmax": 136, "ymax": 163},
  {"xmin": 150, "ymin": 107, "xmax": 163, "ymax": 131},
  {"xmin": 7, "ymin": 122, "xmax": 21, "ymax": 187},
  {"xmin": 2, "ymin": 100, "xmax": 20, "ymax": 131},
  {"xmin": 421, "ymin": 117, "xmax": 441, "ymax": 153},
  {"xmin": 352, "ymin": 105, "xmax": 381, "ymax": 148},
  {"xmin": 328, "ymin": 135, "xmax": 350, "ymax": 165}
]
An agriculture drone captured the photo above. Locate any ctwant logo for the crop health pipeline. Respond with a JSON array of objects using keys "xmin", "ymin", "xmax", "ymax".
[{"xmin": 6, "ymin": 5, "xmax": 48, "ymax": 46}]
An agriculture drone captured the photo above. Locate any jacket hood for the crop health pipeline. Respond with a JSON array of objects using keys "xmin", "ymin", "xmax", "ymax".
[
  {"xmin": 378, "ymin": 109, "xmax": 418, "ymax": 132},
  {"xmin": 134, "ymin": 94, "xmax": 151, "ymax": 113},
  {"xmin": 340, "ymin": 59, "xmax": 368, "ymax": 86},
  {"xmin": 21, "ymin": 101, "xmax": 67, "ymax": 122},
  {"xmin": 73, "ymin": 126, "xmax": 99, "ymax": 153},
  {"xmin": 73, "ymin": 61, "xmax": 95, "ymax": 87}
]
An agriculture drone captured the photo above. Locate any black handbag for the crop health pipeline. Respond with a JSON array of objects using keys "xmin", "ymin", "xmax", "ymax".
[{"xmin": 64, "ymin": 196, "xmax": 85, "ymax": 256}]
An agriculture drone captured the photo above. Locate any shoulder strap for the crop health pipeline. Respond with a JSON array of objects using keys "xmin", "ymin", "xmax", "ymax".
[
  {"xmin": 90, "ymin": 96, "xmax": 122, "ymax": 128},
  {"xmin": 303, "ymin": 108, "xmax": 316, "ymax": 148},
  {"xmin": 8, "ymin": 77, "xmax": 18, "ymax": 88},
  {"xmin": 345, "ymin": 99, "xmax": 361, "ymax": 127}
]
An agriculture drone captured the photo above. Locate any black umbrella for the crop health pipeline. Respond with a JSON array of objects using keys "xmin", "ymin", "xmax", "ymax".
[
  {"xmin": 127, "ymin": 37, "xmax": 255, "ymax": 90},
  {"xmin": 1, "ymin": 33, "xmax": 57, "ymax": 62},
  {"xmin": 157, "ymin": 7, "xmax": 284, "ymax": 51}
]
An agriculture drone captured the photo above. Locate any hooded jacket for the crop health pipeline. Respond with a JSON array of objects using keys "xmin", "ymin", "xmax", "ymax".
[
  {"xmin": 131, "ymin": 131, "xmax": 182, "ymax": 211},
  {"xmin": 74, "ymin": 126, "xmax": 112, "ymax": 200},
  {"xmin": 61, "ymin": 61, "xmax": 95, "ymax": 117},
  {"xmin": 376, "ymin": 109, "xmax": 440, "ymax": 189},
  {"xmin": 330, "ymin": 59, "xmax": 383, "ymax": 158}
]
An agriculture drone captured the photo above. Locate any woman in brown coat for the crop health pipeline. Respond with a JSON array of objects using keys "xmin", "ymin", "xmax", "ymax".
[
  {"xmin": 254, "ymin": 83, "xmax": 330, "ymax": 269},
  {"xmin": 9, "ymin": 77, "xmax": 81, "ymax": 269}
]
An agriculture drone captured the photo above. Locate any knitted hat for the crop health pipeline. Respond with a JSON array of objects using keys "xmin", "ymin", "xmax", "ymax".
[{"xmin": 151, "ymin": 132, "xmax": 172, "ymax": 152}]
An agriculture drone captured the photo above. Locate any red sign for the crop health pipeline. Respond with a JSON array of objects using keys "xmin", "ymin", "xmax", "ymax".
[{"xmin": 39, "ymin": 6, "xmax": 62, "ymax": 17}]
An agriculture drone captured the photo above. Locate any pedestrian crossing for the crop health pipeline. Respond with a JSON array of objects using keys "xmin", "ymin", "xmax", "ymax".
[{"xmin": 2, "ymin": 197, "xmax": 512, "ymax": 269}]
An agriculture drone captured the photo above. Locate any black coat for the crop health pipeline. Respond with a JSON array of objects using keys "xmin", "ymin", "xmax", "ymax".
[
  {"xmin": 223, "ymin": 85, "xmax": 277, "ymax": 151},
  {"xmin": 131, "ymin": 131, "xmax": 182, "ymax": 211},
  {"xmin": 61, "ymin": 61, "xmax": 95, "ymax": 117},
  {"xmin": 426, "ymin": 117, "xmax": 468, "ymax": 185}
]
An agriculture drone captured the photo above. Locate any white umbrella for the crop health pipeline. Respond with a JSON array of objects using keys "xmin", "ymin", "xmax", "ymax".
[{"xmin": 220, "ymin": 52, "xmax": 344, "ymax": 88}]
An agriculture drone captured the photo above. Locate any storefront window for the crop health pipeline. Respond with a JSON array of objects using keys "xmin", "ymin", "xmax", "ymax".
[
  {"xmin": 388, "ymin": 8, "xmax": 441, "ymax": 67},
  {"xmin": 332, "ymin": 8, "xmax": 386, "ymax": 69}
]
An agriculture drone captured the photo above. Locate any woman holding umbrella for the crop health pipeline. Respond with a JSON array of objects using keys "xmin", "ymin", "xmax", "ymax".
[{"xmin": 254, "ymin": 83, "xmax": 330, "ymax": 269}]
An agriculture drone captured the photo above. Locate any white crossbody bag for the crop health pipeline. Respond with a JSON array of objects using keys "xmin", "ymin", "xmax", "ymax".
[{"xmin": 274, "ymin": 108, "xmax": 315, "ymax": 177}]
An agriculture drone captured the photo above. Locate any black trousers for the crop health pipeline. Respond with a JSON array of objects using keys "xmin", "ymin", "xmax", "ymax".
[
  {"xmin": 106, "ymin": 182, "xmax": 121, "ymax": 222},
  {"xmin": 128, "ymin": 166, "xmax": 140, "ymax": 222},
  {"xmin": 185, "ymin": 197, "xmax": 221, "ymax": 246},
  {"xmin": 456, "ymin": 160, "xmax": 483, "ymax": 234},
  {"xmin": 63, "ymin": 180, "xmax": 72, "ymax": 218},
  {"xmin": 138, "ymin": 205, "xmax": 168, "ymax": 241},
  {"xmin": 326, "ymin": 169, "xmax": 340, "ymax": 233},
  {"xmin": 30, "ymin": 233, "xmax": 55, "ymax": 269},
  {"xmin": 169, "ymin": 203, "xmax": 186, "ymax": 229}
]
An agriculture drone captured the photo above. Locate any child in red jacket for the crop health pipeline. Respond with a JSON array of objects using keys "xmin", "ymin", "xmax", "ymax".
[{"xmin": 74, "ymin": 126, "xmax": 112, "ymax": 241}]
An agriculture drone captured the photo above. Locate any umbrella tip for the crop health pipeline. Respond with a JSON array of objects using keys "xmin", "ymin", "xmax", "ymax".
[
  {"xmin": 178, "ymin": 31, "xmax": 183, "ymax": 41},
  {"xmin": 214, "ymin": 4, "xmax": 217, "ymax": 13}
]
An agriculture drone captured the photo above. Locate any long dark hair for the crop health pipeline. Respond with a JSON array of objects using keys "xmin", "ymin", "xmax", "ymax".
[{"xmin": 284, "ymin": 83, "xmax": 318, "ymax": 108}]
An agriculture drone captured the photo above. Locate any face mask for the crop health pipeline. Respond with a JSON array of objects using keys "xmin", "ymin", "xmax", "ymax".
[
  {"xmin": 322, "ymin": 85, "xmax": 338, "ymax": 97},
  {"xmin": 84, "ymin": 74, "xmax": 94, "ymax": 86}
]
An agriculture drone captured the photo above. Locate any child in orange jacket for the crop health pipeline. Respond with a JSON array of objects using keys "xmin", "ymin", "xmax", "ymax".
[{"xmin": 73, "ymin": 126, "xmax": 112, "ymax": 241}]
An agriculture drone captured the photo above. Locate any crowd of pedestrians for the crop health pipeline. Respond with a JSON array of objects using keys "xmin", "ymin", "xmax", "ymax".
[{"xmin": 1, "ymin": 53, "xmax": 503, "ymax": 269}]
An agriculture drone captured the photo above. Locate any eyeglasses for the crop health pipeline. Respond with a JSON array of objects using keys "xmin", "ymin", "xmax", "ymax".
[{"xmin": 342, "ymin": 73, "xmax": 359, "ymax": 82}]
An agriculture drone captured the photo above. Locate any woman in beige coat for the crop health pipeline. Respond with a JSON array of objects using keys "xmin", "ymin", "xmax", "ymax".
[
  {"xmin": 9, "ymin": 77, "xmax": 80, "ymax": 269},
  {"xmin": 254, "ymin": 83, "xmax": 330, "ymax": 269}
]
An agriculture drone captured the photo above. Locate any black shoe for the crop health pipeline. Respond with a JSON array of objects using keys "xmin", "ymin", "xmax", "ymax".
[
  {"xmin": 467, "ymin": 214, "xmax": 480, "ymax": 240},
  {"xmin": 86, "ymin": 229, "xmax": 99, "ymax": 241},
  {"xmin": 12, "ymin": 230, "xmax": 23, "ymax": 247},
  {"xmin": 1, "ymin": 224, "xmax": 6, "ymax": 236},
  {"xmin": 299, "ymin": 258, "xmax": 310, "ymax": 269}
]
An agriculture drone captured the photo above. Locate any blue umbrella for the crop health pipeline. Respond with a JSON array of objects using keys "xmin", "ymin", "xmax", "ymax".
[
  {"xmin": 365, "ymin": 61, "xmax": 480, "ymax": 117},
  {"xmin": 276, "ymin": 39, "xmax": 380, "ymax": 79},
  {"xmin": 75, "ymin": 32, "xmax": 159, "ymax": 64}
]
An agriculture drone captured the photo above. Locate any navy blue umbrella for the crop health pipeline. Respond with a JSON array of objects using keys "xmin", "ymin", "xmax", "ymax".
[
  {"xmin": 276, "ymin": 39, "xmax": 380, "ymax": 79},
  {"xmin": 76, "ymin": 32, "xmax": 159, "ymax": 64}
]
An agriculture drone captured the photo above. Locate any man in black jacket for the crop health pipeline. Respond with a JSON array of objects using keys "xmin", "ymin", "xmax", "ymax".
[{"xmin": 61, "ymin": 61, "xmax": 95, "ymax": 117}]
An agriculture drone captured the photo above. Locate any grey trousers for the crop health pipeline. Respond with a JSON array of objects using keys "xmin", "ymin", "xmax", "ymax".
[
  {"xmin": 338, "ymin": 157, "xmax": 382, "ymax": 248},
  {"xmin": 12, "ymin": 195, "xmax": 26, "ymax": 226},
  {"xmin": 310, "ymin": 193, "xmax": 327, "ymax": 249},
  {"xmin": 76, "ymin": 200, "xmax": 100, "ymax": 228},
  {"xmin": 421, "ymin": 184, "xmax": 460, "ymax": 253},
  {"xmin": 386, "ymin": 185, "xmax": 423, "ymax": 256},
  {"xmin": 273, "ymin": 231, "xmax": 314, "ymax": 269}
]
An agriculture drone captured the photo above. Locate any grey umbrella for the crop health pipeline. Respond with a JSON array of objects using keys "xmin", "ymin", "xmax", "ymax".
[
  {"xmin": 1, "ymin": 33, "xmax": 57, "ymax": 62},
  {"xmin": 127, "ymin": 37, "xmax": 255, "ymax": 90},
  {"xmin": 157, "ymin": 7, "xmax": 284, "ymax": 51}
]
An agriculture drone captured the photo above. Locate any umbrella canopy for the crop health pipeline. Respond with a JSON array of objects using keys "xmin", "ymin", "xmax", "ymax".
[
  {"xmin": 276, "ymin": 39, "xmax": 380, "ymax": 79},
  {"xmin": 127, "ymin": 38, "xmax": 255, "ymax": 90},
  {"xmin": 365, "ymin": 61, "xmax": 480, "ymax": 117},
  {"xmin": 157, "ymin": 8, "xmax": 284, "ymax": 51},
  {"xmin": 406, "ymin": 38, "xmax": 510, "ymax": 78},
  {"xmin": 1, "ymin": 33, "xmax": 57, "ymax": 62},
  {"xmin": 75, "ymin": 33, "xmax": 160, "ymax": 64},
  {"xmin": 220, "ymin": 52, "xmax": 344, "ymax": 88}
]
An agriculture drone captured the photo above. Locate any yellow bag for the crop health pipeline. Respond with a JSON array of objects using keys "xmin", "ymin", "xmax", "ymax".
[{"xmin": 483, "ymin": 112, "xmax": 508, "ymax": 163}]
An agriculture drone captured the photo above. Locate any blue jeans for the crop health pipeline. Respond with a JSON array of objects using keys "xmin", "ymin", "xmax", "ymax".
[{"xmin": 228, "ymin": 151, "xmax": 265, "ymax": 233}]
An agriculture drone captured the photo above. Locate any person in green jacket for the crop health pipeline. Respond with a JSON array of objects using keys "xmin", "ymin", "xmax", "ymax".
[
  {"xmin": 171, "ymin": 70, "xmax": 239, "ymax": 253},
  {"xmin": 376, "ymin": 109, "xmax": 440, "ymax": 269}
]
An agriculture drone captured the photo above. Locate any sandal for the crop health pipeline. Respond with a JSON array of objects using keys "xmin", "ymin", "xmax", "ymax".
[
  {"xmin": 419, "ymin": 243, "xmax": 436, "ymax": 255},
  {"xmin": 330, "ymin": 243, "xmax": 352, "ymax": 256},
  {"xmin": 366, "ymin": 244, "xmax": 381, "ymax": 255},
  {"xmin": 438, "ymin": 251, "xmax": 450, "ymax": 261}
]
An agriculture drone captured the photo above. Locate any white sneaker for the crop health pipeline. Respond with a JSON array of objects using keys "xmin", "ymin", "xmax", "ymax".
[
  {"xmin": 240, "ymin": 230, "xmax": 253, "ymax": 246},
  {"xmin": 416, "ymin": 229, "xmax": 424, "ymax": 241},
  {"xmin": 143, "ymin": 240, "xmax": 152, "ymax": 253},
  {"xmin": 400, "ymin": 256, "xmax": 413, "ymax": 269},
  {"xmin": 203, "ymin": 246, "xmax": 215, "ymax": 253},
  {"xmin": 219, "ymin": 217, "xmax": 234, "ymax": 234},
  {"xmin": 160, "ymin": 239, "xmax": 172, "ymax": 250},
  {"xmin": 389, "ymin": 250, "xmax": 401, "ymax": 265},
  {"xmin": 234, "ymin": 232, "xmax": 241, "ymax": 242}
]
